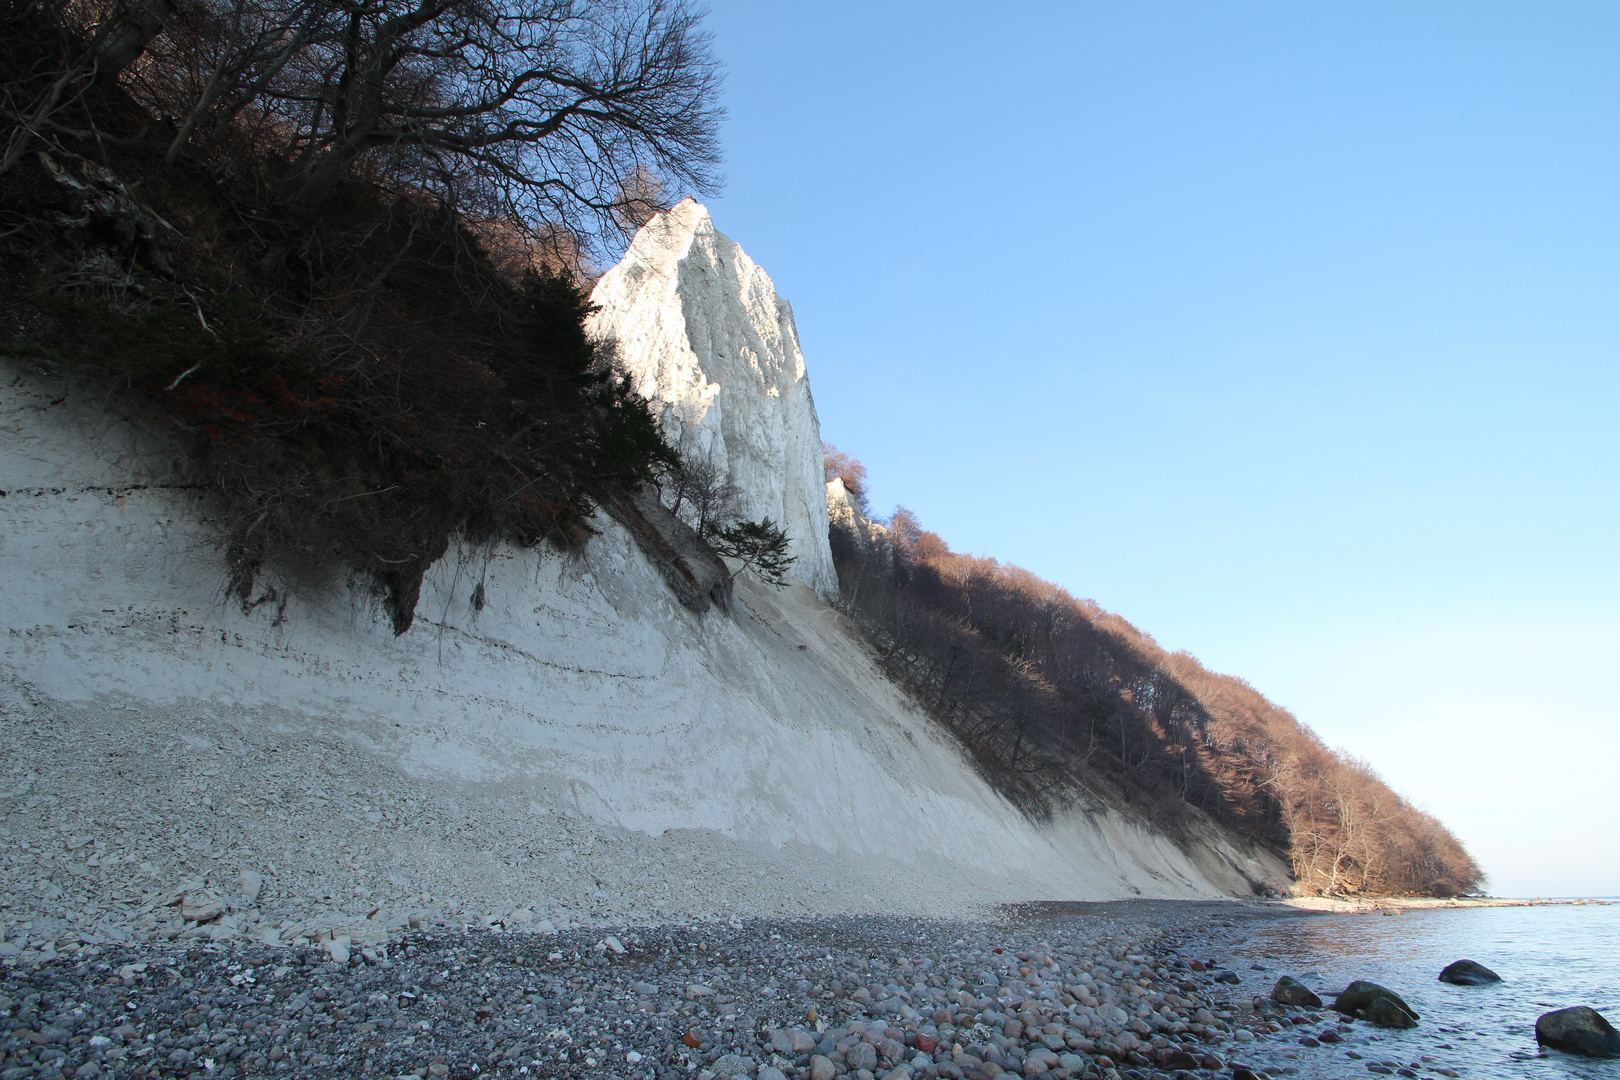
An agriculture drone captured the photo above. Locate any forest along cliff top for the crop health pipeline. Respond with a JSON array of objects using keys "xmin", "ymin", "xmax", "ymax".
[{"xmin": 588, "ymin": 198, "xmax": 839, "ymax": 600}]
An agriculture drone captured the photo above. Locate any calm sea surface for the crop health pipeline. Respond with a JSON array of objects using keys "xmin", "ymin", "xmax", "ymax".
[{"xmin": 1207, "ymin": 903, "xmax": 1620, "ymax": 1080}]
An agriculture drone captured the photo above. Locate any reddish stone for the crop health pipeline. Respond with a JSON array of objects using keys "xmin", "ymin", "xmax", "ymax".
[
  {"xmin": 1188, "ymin": 960, "xmax": 1207, "ymax": 972},
  {"xmin": 914, "ymin": 1034, "xmax": 938, "ymax": 1053}
]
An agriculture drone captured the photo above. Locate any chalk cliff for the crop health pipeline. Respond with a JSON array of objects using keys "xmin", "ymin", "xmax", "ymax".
[
  {"xmin": 0, "ymin": 208, "xmax": 1288, "ymax": 940},
  {"xmin": 589, "ymin": 200, "xmax": 837, "ymax": 600}
]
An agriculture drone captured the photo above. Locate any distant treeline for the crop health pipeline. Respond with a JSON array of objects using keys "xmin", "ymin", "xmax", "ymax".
[{"xmin": 824, "ymin": 446, "xmax": 1482, "ymax": 898}]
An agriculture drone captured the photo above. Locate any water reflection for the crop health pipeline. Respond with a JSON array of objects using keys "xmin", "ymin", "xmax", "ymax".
[{"xmin": 1210, "ymin": 904, "xmax": 1619, "ymax": 1080}]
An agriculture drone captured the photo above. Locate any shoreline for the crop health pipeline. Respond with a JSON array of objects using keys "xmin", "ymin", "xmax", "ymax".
[
  {"xmin": 1277, "ymin": 895, "xmax": 1615, "ymax": 915},
  {"xmin": 2, "ymin": 896, "xmax": 1609, "ymax": 1080}
]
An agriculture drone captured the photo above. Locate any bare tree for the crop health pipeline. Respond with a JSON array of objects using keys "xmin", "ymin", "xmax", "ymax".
[
  {"xmin": 7, "ymin": 0, "xmax": 722, "ymax": 260},
  {"xmin": 0, "ymin": 0, "xmax": 118, "ymax": 176},
  {"xmin": 612, "ymin": 163, "xmax": 669, "ymax": 236},
  {"xmin": 665, "ymin": 446, "xmax": 733, "ymax": 535},
  {"xmin": 262, "ymin": 0, "xmax": 723, "ymax": 231},
  {"xmin": 136, "ymin": 0, "xmax": 336, "ymax": 164}
]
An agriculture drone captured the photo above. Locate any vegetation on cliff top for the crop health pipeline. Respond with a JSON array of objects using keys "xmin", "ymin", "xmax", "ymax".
[
  {"xmin": 0, "ymin": 0, "xmax": 724, "ymax": 629},
  {"xmin": 825, "ymin": 444, "xmax": 1484, "ymax": 899}
]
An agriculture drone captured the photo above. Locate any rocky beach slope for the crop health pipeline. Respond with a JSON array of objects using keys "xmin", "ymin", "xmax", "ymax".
[{"xmin": 0, "ymin": 900, "xmax": 1422, "ymax": 1080}]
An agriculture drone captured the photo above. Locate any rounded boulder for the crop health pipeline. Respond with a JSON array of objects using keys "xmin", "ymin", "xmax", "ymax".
[
  {"xmin": 1536, "ymin": 1007, "xmax": 1620, "ymax": 1058},
  {"xmin": 1271, "ymin": 976, "xmax": 1324, "ymax": 1009},
  {"xmin": 1438, "ymin": 959, "xmax": 1501, "ymax": 985},
  {"xmin": 1332, "ymin": 981, "xmax": 1420, "ymax": 1027},
  {"xmin": 1363, "ymin": 996, "xmax": 1419, "ymax": 1029}
]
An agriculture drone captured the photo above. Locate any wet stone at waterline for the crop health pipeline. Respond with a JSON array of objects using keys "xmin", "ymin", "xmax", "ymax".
[
  {"xmin": 1536, "ymin": 1006, "xmax": 1620, "ymax": 1059},
  {"xmin": 1437, "ymin": 959, "xmax": 1501, "ymax": 986}
]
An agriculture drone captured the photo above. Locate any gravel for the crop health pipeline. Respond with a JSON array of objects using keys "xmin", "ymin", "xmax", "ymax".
[
  {"xmin": 0, "ymin": 903, "xmax": 1419, "ymax": 1080},
  {"xmin": 0, "ymin": 690, "xmax": 1095, "ymax": 958}
]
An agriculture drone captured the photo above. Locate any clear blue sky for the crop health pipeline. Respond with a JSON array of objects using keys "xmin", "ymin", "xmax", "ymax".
[{"xmin": 690, "ymin": 1, "xmax": 1620, "ymax": 897}]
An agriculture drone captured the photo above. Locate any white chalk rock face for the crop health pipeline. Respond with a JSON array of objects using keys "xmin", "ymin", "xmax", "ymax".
[
  {"xmin": 0, "ymin": 360, "xmax": 1294, "ymax": 926},
  {"xmin": 589, "ymin": 199, "xmax": 837, "ymax": 600}
]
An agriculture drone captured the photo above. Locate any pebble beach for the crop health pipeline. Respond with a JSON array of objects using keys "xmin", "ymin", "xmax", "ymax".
[{"xmin": 0, "ymin": 899, "xmax": 1461, "ymax": 1080}]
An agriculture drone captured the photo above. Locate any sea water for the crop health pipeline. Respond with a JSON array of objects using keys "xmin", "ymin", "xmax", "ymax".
[{"xmin": 1214, "ymin": 903, "xmax": 1620, "ymax": 1080}]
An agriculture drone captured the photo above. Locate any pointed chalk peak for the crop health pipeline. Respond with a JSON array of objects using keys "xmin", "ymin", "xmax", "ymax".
[{"xmin": 590, "ymin": 202, "xmax": 837, "ymax": 600}]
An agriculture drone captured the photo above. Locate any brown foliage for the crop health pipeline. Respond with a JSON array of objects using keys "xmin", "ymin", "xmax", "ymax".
[
  {"xmin": 822, "ymin": 441, "xmax": 868, "ymax": 508},
  {"xmin": 827, "ymin": 480, "xmax": 1483, "ymax": 898}
]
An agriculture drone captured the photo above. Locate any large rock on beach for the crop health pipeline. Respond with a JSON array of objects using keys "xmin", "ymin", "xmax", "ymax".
[
  {"xmin": 1363, "ymin": 995, "xmax": 1420, "ymax": 1029},
  {"xmin": 1332, "ymin": 981, "xmax": 1420, "ymax": 1027},
  {"xmin": 1535, "ymin": 1006, "xmax": 1620, "ymax": 1058},
  {"xmin": 1438, "ymin": 959, "xmax": 1501, "ymax": 985},
  {"xmin": 1271, "ymin": 975, "xmax": 1324, "ymax": 1008}
]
